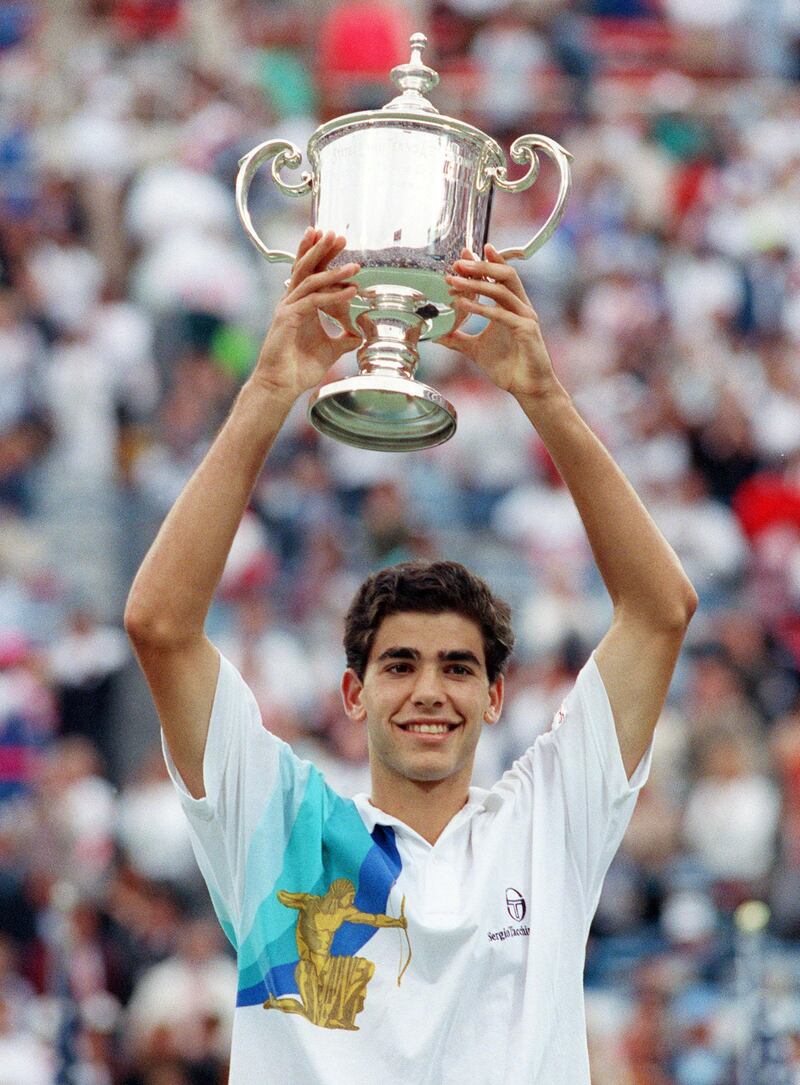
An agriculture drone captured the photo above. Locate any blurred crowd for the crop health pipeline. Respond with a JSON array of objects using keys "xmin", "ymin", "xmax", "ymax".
[{"xmin": 2, "ymin": 0, "xmax": 800, "ymax": 1081}]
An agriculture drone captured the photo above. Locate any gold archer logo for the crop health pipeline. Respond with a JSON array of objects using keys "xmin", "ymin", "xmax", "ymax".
[{"xmin": 263, "ymin": 878, "xmax": 411, "ymax": 1030}]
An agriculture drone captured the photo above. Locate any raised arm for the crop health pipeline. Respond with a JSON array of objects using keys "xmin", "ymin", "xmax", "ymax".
[
  {"xmin": 346, "ymin": 908, "xmax": 407, "ymax": 930},
  {"xmin": 441, "ymin": 246, "xmax": 698, "ymax": 779},
  {"xmin": 124, "ymin": 231, "xmax": 360, "ymax": 798},
  {"xmin": 277, "ymin": 890, "xmax": 308, "ymax": 910}
]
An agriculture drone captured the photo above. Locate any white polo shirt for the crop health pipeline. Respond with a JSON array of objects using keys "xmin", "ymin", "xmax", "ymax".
[{"xmin": 164, "ymin": 650, "xmax": 651, "ymax": 1085}]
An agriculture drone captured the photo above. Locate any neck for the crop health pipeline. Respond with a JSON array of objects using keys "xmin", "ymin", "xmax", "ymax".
[{"xmin": 369, "ymin": 767, "xmax": 472, "ymax": 845}]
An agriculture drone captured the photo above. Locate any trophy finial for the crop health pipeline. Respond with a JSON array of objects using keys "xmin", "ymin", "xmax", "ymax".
[
  {"xmin": 385, "ymin": 31, "xmax": 440, "ymax": 113},
  {"xmin": 409, "ymin": 32, "xmax": 427, "ymax": 61}
]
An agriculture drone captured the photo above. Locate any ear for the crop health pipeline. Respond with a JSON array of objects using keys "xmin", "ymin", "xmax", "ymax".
[
  {"xmin": 341, "ymin": 668, "xmax": 367, "ymax": 723},
  {"xmin": 484, "ymin": 674, "xmax": 504, "ymax": 725}
]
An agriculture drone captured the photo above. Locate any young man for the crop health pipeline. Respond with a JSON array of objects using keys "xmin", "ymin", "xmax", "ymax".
[{"xmin": 125, "ymin": 229, "xmax": 698, "ymax": 1083}]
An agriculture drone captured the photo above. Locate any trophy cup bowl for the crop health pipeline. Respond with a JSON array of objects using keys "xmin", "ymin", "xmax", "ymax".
[{"xmin": 235, "ymin": 32, "xmax": 572, "ymax": 452}]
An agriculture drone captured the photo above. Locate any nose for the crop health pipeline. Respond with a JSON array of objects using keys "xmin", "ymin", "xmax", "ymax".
[{"xmin": 411, "ymin": 664, "xmax": 445, "ymax": 708}]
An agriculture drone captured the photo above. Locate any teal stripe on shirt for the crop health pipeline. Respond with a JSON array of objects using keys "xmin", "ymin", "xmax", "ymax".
[{"xmin": 236, "ymin": 755, "xmax": 376, "ymax": 991}]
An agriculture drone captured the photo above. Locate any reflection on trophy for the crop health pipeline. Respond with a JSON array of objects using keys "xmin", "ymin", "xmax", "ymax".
[{"xmin": 236, "ymin": 32, "xmax": 572, "ymax": 452}]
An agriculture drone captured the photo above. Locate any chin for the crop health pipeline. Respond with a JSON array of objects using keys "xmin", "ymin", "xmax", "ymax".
[
  {"xmin": 402, "ymin": 759, "xmax": 461, "ymax": 784},
  {"xmin": 407, "ymin": 769, "xmax": 452, "ymax": 784}
]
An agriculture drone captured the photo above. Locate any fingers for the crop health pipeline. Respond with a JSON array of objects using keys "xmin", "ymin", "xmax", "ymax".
[
  {"xmin": 293, "ymin": 226, "xmax": 319, "ymax": 264},
  {"xmin": 284, "ymin": 263, "xmax": 360, "ymax": 335},
  {"xmin": 286, "ymin": 227, "xmax": 325, "ymax": 288},
  {"xmin": 285, "ymin": 232, "xmax": 361, "ymax": 333},
  {"xmin": 290, "ymin": 285, "xmax": 359, "ymax": 316},
  {"xmin": 289, "ymin": 229, "xmax": 348, "ymax": 289},
  {"xmin": 449, "ymin": 296, "xmax": 523, "ymax": 325},
  {"xmin": 445, "ymin": 274, "xmax": 532, "ymax": 318},
  {"xmin": 450, "ymin": 244, "xmax": 530, "ymax": 305},
  {"xmin": 286, "ymin": 261, "xmax": 360, "ymax": 305}
]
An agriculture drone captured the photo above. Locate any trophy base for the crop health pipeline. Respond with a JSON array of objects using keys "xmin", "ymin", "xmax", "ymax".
[{"xmin": 308, "ymin": 375, "xmax": 457, "ymax": 452}]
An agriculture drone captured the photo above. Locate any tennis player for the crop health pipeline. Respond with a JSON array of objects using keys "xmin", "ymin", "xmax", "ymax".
[{"xmin": 125, "ymin": 228, "xmax": 697, "ymax": 1083}]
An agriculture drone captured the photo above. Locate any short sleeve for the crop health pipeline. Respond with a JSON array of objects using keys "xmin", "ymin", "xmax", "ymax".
[
  {"xmin": 544, "ymin": 652, "xmax": 652, "ymax": 915},
  {"xmin": 162, "ymin": 653, "xmax": 315, "ymax": 948}
]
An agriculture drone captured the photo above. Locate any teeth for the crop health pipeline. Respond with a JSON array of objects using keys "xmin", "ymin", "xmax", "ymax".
[{"xmin": 404, "ymin": 724, "xmax": 451, "ymax": 734}]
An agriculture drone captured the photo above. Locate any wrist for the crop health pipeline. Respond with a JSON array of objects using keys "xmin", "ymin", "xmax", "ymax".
[
  {"xmin": 242, "ymin": 372, "xmax": 302, "ymax": 413},
  {"xmin": 511, "ymin": 374, "xmax": 569, "ymax": 411}
]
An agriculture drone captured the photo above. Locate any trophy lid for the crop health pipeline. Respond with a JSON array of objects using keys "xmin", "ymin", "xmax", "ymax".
[
  {"xmin": 308, "ymin": 31, "xmax": 503, "ymax": 160},
  {"xmin": 383, "ymin": 33, "xmax": 440, "ymax": 115}
]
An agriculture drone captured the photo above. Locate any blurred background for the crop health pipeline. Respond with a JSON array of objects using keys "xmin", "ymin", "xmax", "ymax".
[{"xmin": 2, "ymin": 0, "xmax": 800, "ymax": 1081}]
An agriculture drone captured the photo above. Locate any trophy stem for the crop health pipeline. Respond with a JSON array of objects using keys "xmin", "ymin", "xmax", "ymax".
[
  {"xmin": 307, "ymin": 286, "xmax": 457, "ymax": 452},
  {"xmin": 354, "ymin": 287, "xmax": 428, "ymax": 380}
]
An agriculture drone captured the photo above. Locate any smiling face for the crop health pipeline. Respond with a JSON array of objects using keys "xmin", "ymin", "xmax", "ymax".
[{"xmin": 341, "ymin": 611, "xmax": 504, "ymax": 797}]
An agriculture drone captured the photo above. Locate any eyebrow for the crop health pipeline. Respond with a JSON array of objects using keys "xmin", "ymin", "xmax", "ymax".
[{"xmin": 376, "ymin": 647, "xmax": 483, "ymax": 668}]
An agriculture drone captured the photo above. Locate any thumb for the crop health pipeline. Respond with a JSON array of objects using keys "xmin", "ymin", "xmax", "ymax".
[
  {"xmin": 318, "ymin": 309, "xmax": 361, "ymax": 347},
  {"xmin": 330, "ymin": 330, "xmax": 362, "ymax": 360},
  {"xmin": 437, "ymin": 329, "xmax": 476, "ymax": 357}
]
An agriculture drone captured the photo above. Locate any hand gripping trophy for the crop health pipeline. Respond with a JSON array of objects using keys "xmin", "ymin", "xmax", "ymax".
[{"xmin": 235, "ymin": 33, "xmax": 572, "ymax": 452}]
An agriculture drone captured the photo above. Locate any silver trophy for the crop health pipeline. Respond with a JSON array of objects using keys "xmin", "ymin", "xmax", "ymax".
[{"xmin": 236, "ymin": 32, "xmax": 572, "ymax": 452}]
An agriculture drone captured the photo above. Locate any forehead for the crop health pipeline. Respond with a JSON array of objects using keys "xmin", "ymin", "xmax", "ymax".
[{"xmin": 368, "ymin": 611, "xmax": 486, "ymax": 665}]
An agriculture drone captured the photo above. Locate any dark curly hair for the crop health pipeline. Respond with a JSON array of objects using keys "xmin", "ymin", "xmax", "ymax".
[{"xmin": 343, "ymin": 560, "xmax": 514, "ymax": 683}]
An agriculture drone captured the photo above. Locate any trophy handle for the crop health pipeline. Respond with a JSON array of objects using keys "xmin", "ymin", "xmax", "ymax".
[
  {"xmin": 235, "ymin": 139, "xmax": 314, "ymax": 263},
  {"xmin": 485, "ymin": 135, "xmax": 573, "ymax": 261}
]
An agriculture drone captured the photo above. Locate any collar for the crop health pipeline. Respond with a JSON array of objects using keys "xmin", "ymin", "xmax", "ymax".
[{"xmin": 352, "ymin": 786, "xmax": 492, "ymax": 845}]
